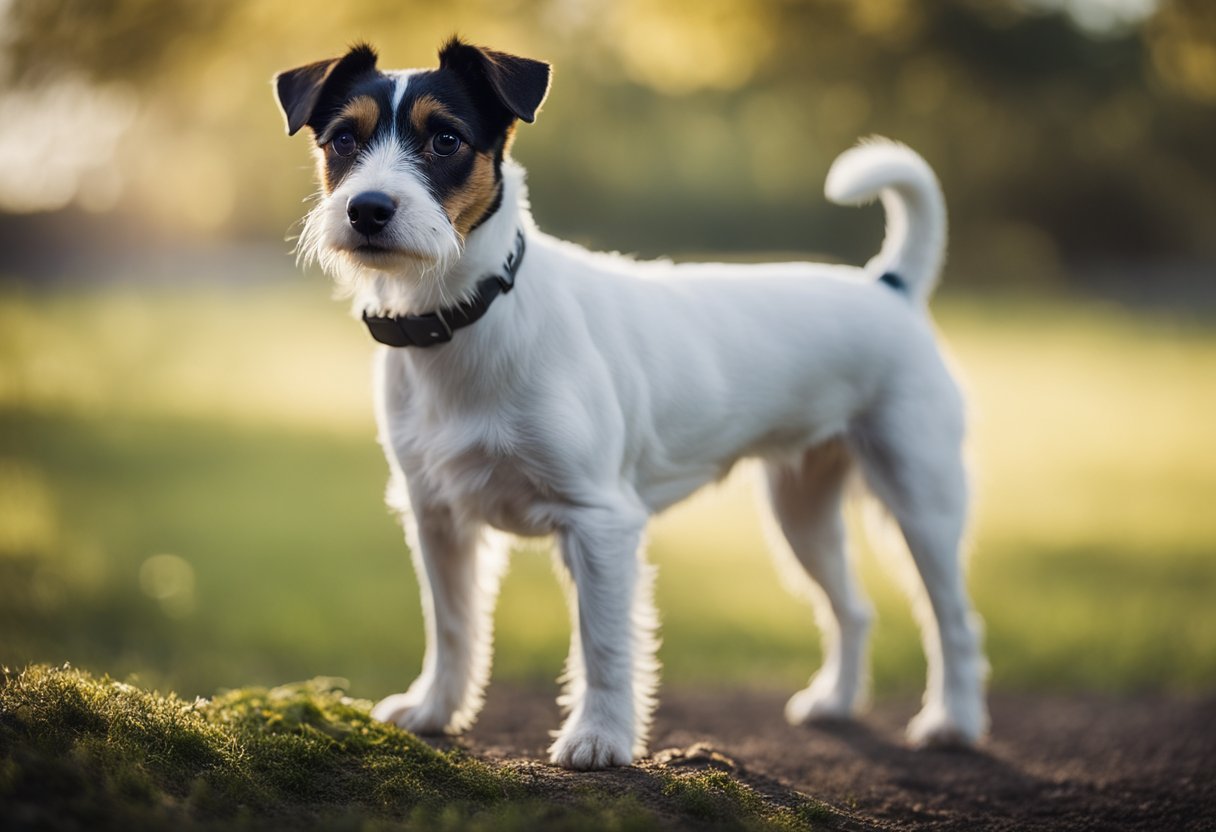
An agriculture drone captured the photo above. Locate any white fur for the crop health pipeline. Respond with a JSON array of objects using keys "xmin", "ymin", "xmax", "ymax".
[
  {"xmin": 825, "ymin": 139, "xmax": 947, "ymax": 304},
  {"xmin": 298, "ymin": 117, "xmax": 465, "ymax": 313},
  {"xmin": 314, "ymin": 130, "xmax": 990, "ymax": 768}
]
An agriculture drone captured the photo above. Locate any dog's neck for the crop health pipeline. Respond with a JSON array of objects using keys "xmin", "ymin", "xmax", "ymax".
[{"xmin": 350, "ymin": 161, "xmax": 528, "ymax": 319}]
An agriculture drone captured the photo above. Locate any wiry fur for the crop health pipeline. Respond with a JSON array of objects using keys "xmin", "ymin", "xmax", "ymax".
[
  {"xmin": 297, "ymin": 133, "xmax": 466, "ymax": 313},
  {"xmin": 276, "ymin": 48, "xmax": 989, "ymax": 770}
]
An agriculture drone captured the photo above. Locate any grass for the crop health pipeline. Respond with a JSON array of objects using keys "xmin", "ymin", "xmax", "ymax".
[
  {"xmin": 0, "ymin": 281, "xmax": 1214, "ymax": 701},
  {"xmin": 0, "ymin": 664, "xmax": 842, "ymax": 831}
]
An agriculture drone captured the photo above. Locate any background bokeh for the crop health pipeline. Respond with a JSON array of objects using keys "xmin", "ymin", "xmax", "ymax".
[{"xmin": 1, "ymin": 0, "xmax": 1213, "ymax": 701}]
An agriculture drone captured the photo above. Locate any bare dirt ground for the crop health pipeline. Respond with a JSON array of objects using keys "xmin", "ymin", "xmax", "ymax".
[{"xmin": 464, "ymin": 684, "xmax": 1216, "ymax": 830}]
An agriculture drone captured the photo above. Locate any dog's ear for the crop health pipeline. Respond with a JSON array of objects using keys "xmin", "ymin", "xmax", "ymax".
[
  {"xmin": 438, "ymin": 37, "xmax": 551, "ymax": 125},
  {"xmin": 275, "ymin": 44, "xmax": 379, "ymax": 136}
]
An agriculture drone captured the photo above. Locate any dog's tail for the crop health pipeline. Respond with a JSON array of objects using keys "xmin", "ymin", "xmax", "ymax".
[{"xmin": 824, "ymin": 138, "xmax": 947, "ymax": 305}]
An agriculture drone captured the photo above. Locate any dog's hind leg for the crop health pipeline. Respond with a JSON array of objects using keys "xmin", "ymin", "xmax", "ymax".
[
  {"xmin": 549, "ymin": 501, "xmax": 655, "ymax": 770},
  {"xmin": 764, "ymin": 439, "xmax": 873, "ymax": 724},
  {"xmin": 850, "ymin": 391, "xmax": 989, "ymax": 747},
  {"xmin": 371, "ymin": 492, "xmax": 508, "ymax": 735}
]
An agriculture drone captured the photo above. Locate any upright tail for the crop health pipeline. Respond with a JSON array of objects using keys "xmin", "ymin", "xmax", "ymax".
[{"xmin": 824, "ymin": 138, "xmax": 947, "ymax": 305}]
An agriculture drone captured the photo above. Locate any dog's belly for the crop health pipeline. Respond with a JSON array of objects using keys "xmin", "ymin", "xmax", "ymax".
[{"xmin": 631, "ymin": 421, "xmax": 845, "ymax": 514}]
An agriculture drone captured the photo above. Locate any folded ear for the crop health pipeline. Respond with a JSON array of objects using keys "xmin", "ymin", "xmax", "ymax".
[
  {"xmin": 275, "ymin": 44, "xmax": 379, "ymax": 136},
  {"xmin": 438, "ymin": 37, "xmax": 551, "ymax": 125}
]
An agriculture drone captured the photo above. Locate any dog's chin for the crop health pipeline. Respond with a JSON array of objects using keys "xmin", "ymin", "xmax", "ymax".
[{"xmin": 338, "ymin": 244, "xmax": 436, "ymax": 272}]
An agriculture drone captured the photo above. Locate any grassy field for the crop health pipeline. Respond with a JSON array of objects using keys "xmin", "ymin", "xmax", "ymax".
[{"xmin": 1, "ymin": 280, "xmax": 1214, "ymax": 701}]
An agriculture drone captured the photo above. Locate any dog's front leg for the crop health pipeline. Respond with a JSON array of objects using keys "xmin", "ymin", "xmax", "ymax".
[
  {"xmin": 549, "ymin": 505, "xmax": 656, "ymax": 770},
  {"xmin": 371, "ymin": 501, "xmax": 507, "ymax": 735}
]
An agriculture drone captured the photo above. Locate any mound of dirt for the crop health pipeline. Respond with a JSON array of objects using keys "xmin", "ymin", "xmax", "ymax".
[{"xmin": 469, "ymin": 684, "xmax": 1216, "ymax": 831}]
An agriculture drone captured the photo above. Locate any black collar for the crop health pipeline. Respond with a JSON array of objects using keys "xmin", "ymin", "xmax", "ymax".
[{"xmin": 362, "ymin": 230, "xmax": 526, "ymax": 348}]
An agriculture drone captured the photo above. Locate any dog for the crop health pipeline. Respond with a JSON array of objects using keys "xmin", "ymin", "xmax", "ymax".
[{"xmin": 273, "ymin": 38, "xmax": 989, "ymax": 770}]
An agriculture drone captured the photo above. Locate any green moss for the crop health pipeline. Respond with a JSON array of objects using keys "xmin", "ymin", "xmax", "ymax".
[
  {"xmin": 0, "ymin": 665, "xmax": 847, "ymax": 831},
  {"xmin": 657, "ymin": 769, "xmax": 837, "ymax": 831},
  {"xmin": 0, "ymin": 664, "xmax": 518, "ymax": 829}
]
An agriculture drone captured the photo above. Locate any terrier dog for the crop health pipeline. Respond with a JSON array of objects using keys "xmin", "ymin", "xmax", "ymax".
[{"xmin": 274, "ymin": 38, "xmax": 988, "ymax": 770}]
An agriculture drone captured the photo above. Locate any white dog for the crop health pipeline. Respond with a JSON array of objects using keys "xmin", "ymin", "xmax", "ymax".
[{"xmin": 274, "ymin": 38, "xmax": 988, "ymax": 770}]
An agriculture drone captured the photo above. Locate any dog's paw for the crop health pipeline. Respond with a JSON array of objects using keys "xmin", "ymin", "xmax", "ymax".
[
  {"xmin": 549, "ymin": 725, "xmax": 634, "ymax": 770},
  {"xmin": 784, "ymin": 685, "xmax": 858, "ymax": 725},
  {"xmin": 371, "ymin": 692, "xmax": 457, "ymax": 735},
  {"xmin": 906, "ymin": 702, "xmax": 985, "ymax": 749},
  {"xmin": 785, "ymin": 690, "xmax": 854, "ymax": 725}
]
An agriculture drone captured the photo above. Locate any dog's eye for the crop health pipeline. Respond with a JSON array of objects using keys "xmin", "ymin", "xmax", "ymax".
[
  {"xmin": 331, "ymin": 131, "xmax": 358, "ymax": 158},
  {"xmin": 431, "ymin": 132, "xmax": 461, "ymax": 157}
]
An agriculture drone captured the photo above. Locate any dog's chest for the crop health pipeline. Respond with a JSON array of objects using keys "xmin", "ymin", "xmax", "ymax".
[
  {"xmin": 423, "ymin": 435, "xmax": 556, "ymax": 536},
  {"xmin": 382, "ymin": 369, "xmax": 562, "ymax": 536}
]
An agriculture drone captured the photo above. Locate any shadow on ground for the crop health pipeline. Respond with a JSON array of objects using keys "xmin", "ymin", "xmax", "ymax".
[{"xmin": 466, "ymin": 684, "xmax": 1216, "ymax": 831}]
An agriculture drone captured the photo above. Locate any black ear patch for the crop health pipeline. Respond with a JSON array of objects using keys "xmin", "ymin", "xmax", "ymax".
[
  {"xmin": 438, "ymin": 37, "xmax": 551, "ymax": 126},
  {"xmin": 275, "ymin": 44, "xmax": 379, "ymax": 136}
]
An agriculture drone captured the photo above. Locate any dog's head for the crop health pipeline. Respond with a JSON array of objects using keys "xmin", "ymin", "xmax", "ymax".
[{"xmin": 275, "ymin": 39, "xmax": 549, "ymax": 289}]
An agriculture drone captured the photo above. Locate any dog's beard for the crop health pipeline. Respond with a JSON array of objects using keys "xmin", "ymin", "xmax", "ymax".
[
  {"xmin": 295, "ymin": 142, "xmax": 465, "ymax": 312},
  {"xmin": 297, "ymin": 198, "xmax": 464, "ymax": 309}
]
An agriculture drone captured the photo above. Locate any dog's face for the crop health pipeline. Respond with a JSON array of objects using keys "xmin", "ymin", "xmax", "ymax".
[{"xmin": 275, "ymin": 39, "xmax": 549, "ymax": 281}]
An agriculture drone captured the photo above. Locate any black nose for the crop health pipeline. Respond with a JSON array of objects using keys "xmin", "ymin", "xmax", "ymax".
[{"xmin": 347, "ymin": 191, "xmax": 397, "ymax": 236}]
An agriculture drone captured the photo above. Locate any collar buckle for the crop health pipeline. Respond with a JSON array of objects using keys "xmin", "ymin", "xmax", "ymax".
[{"xmin": 400, "ymin": 312, "xmax": 453, "ymax": 347}]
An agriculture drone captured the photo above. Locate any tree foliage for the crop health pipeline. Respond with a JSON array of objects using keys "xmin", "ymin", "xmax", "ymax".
[{"xmin": 0, "ymin": 0, "xmax": 1213, "ymax": 282}]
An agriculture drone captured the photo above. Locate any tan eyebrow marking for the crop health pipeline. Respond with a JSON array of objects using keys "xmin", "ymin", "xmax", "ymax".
[
  {"xmin": 319, "ymin": 95, "xmax": 381, "ymax": 143},
  {"xmin": 410, "ymin": 94, "xmax": 466, "ymax": 135}
]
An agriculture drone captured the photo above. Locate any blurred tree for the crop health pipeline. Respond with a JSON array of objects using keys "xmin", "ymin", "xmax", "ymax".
[
  {"xmin": 2, "ymin": 0, "xmax": 236, "ymax": 84},
  {"xmin": 1146, "ymin": 0, "xmax": 1216, "ymax": 103},
  {"xmin": 0, "ymin": 0, "xmax": 1212, "ymax": 285}
]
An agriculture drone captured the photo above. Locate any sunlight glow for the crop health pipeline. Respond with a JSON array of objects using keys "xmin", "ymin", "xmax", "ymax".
[
  {"xmin": 607, "ymin": 0, "xmax": 774, "ymax": 94},
  {"xmin": 0, "ymin": 77, "xmax": 136, "ymax": 213},
  {"xmin": 139, "ymin": 554, "xmax": 197, "ymax": 619}
]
